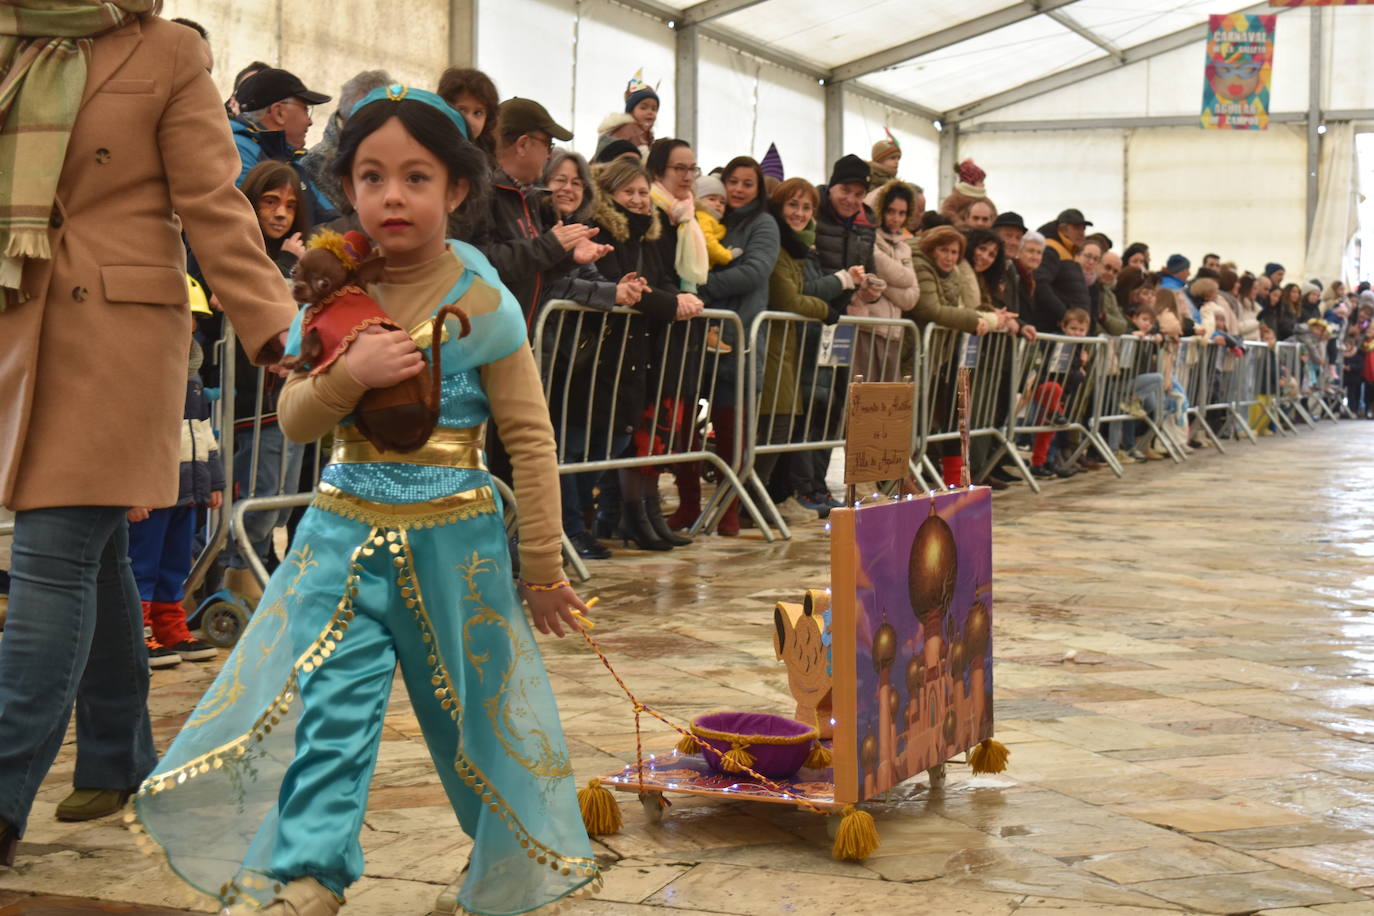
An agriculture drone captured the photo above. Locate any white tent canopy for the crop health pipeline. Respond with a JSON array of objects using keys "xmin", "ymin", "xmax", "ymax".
[{"xmin": 174, "ymin": 0, "xmax": 1374, "ymax": 280}]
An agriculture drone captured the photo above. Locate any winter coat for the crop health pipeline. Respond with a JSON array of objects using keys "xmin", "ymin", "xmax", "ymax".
[
  {"xmin": 179, "ymin": 340, "xmax": 225, "ymax": 507},
  {"xmin": 1030, "ymin": 222, "xmax": 1089, "ymax": 332},
  {"xmin": 0, "ymin": 17, "xmax": 296, "ymax": 511},
  {"xmin": 911, "ymin": 250, "xmax": 981, "ymax": 334},
  {"xmin": 595, "ymin": 113, "xmax": 653, "ymax": 158},
  {"xmin": 814, "ymin": 187, "xmax": 877, "ymax": 310},
  {"xmin": 230, "ymin": 117, "xmax": 338, "ymax": 222},
  {"xmin": 466, "ymin": 167, "xmax": 576, "ymax": 330},
  {"xmin": 561, "ymin": 199, "xmax": 678, "ymax": 435},
  {"xmin": 699, "ymin": 197, "xmax": 780, "ymax": 349},
  {"xmin": 1089, "ymin": 283, "xmax": 1129, "ymax": 336},
  {"xmin": 853, "ymin": 228, "xmax": 919, "ymax": 337},
  {"xmin": 1230, "ymin": 293, "xmax": 1262, "ymax": 341},
  {"xmin": 761, "ymin": 237, "xmax": 831, "ymax": 416},
  {"xmin": 298, "ymin": 109, "xmax": 348, "ymax": 214}
]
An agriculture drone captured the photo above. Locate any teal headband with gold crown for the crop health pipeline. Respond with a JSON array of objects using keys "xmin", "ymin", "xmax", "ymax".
[{"xmin": 354, "ymin": 83, "xmax": 470, "ymax": 141}]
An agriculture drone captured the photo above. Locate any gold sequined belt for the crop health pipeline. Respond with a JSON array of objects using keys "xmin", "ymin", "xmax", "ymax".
[
  {"xmin": 330, "ymin": 424, "xmax": 486, "ymax": 469},
  {"xmin": 313, "ymin": 481, "xmax": 498, "ymax": 529}
]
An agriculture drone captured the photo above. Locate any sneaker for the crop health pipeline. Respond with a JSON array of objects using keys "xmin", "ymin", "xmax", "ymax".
[
  {"xmin": 167, "ymin": 638, "xmax": 218, "ymax": 662},
  {"xmin": 1030, "ymin": 464, "xmax": 1056, "ymax": 479},
  {"xmin": 795, "ymin": 493, "xmax": 832, "ymax": 519},
  {"xmin": 1122, "ymin": 397, "xmax": 1147, "ymax": 419},
  {"xmin": 820, "ymin": 493, "xmax": 845, "ymax": 510},
  {"xmin": 1126, "ymin": 448, "xmax": 1148, "ymax": 462},
  {"xmin": 776, "ymin": 497, "xmax": 819, "ymax": 523},
  {"xmin": 147, "ymin": 640, "xmax": 181, "ymax": 669}
]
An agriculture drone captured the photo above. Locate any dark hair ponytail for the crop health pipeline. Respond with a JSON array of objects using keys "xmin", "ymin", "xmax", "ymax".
[{"xmin": 333, "ymin": 98, "xmax": 492, "ymax": 237}]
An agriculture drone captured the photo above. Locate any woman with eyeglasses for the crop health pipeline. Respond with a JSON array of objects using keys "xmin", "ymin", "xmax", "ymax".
[
  {"xmin": 666, "ymin": 155, "xmax": 779, "ymax": 536},
  {"xmin": 536, "ymin": 149, "xmax": 650, "ymax": 561}
]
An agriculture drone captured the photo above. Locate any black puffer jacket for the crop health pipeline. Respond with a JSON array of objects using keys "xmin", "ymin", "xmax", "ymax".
[
  {"xmin": 555, "ymin": 199, "xmax": 679, "ymax": 435},
  {"xmin": 813, "ymin": 186, "xmax": 876, "ymax": 311},
  {"xmin": 465, "ymin": 167, "xmax": 576, "ymax": 330},
  {"xmin": 1029, "ymin": 221, "xmax": 1089, "ymax": 332}
]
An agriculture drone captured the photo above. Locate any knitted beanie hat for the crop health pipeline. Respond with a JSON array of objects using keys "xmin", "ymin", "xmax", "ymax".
[
  {"xmin": 953, "ymin": 158, "xmax": 987, "ymax": 199},
  {"xmin": 624, "ymin": 68, "xmax": 659, "ymax": 113},
  {"xmin": 871, "ymin": 128, "xmax": 900, "ymax": 163},
  {"xmin": 694, "ymin": 174, "xmax": 726, "ymax": 200}
]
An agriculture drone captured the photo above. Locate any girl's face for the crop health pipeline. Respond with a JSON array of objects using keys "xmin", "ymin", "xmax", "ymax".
[
  {"xmin": 450, "ymin": 92, "xmax": 488, "ymax": 140},
  {"xmin": 934, "ymin": 241, "xmax": 961, "ymax": 273},
  {"xmin": 546, "ymin": 158, "xmax": 584, "ymax": 218},
  {"xmin": 1305, "ymin": 290, "xmax": 1320, "ymax": 304},
  {"xmin": 660, "ymin": 145, "xmax": 697, "ymax": 198},
  {"xmin": 782, "ymin": 192, "xmax": 814, "ymax": 232},
  {"xmin": 883, "ymin": 198, "xmax": 908, "ymax": 234},
  {"xmin": 972, "ymin": 240, "xmax": 998, "ymax": 273},
  {"xmin": 1018, "ymin": 240, "xmax": 1044, "ymax": 272},
  {"xmin": 612, "ymin": 176, "xmax": 652, "ymax": 214},
  {"xmin": 724, "ymin": 167, "xmax": 757, "ymax": 210},
  {"xmin": 1132, "ymin": 286, "xmax": 1158, "ymax": 311},
  {"xmin": 256, "ymin": 182, "xmax": 298, "ymax": 240},
  {"xmin": 632, "ymin": 98, "xmax": 659, "ymax": 130},
  {"xmin": 1128, "ymin": 251, "xmax": 1148, "ymax": 270},
  {"xmin": 344, "ymin": 117, "xmax": 467, "ymax": 268}
]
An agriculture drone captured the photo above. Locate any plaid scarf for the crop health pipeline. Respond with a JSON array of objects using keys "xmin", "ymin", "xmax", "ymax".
[{"xmin": 0, "ymin": 1, "xmax": 154, "ymax": 300}]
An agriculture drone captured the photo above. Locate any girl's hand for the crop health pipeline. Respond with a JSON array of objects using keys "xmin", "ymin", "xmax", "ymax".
[
  {"xmin": 209, "ymin": 490, "xmax": 223, "ymax": 510},
  {"xmin": 281, "ymin": 232, "xmax": 306, "ymax": 260},
  {"xmin": 345, "ymin": 326, "xmax": 424, "ymax": 388},
  {"xmin": 520, "ymin": 583, "xmax": 591, "ymax": 637}
]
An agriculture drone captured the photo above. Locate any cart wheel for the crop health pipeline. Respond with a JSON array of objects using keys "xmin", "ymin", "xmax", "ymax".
[
  {"xmin": 927, "ymin": 763, "xmax": 947, "ymax": 789},
  {"xmin": 200, "ymin": 601, "xmax": 248, "ymax": 648},
  {"xmin": 639, "ymin": 792, "xmax": 665, "ymax": 825}
]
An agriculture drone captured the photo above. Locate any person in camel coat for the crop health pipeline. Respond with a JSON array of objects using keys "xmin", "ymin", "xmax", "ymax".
[{"xmin": 0, "ymin": 10, "xmax": 298, "ymax": 857}]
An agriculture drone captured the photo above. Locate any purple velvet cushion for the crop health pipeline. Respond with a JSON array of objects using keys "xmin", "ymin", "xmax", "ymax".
[{"xmin": 693, "ymin": 712, "xmax": 817, "ymax": 779}]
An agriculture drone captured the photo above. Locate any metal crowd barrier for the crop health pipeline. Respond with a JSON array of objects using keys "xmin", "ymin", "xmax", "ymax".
[
  {"xmin": 920, "ymin": 326, "xmax": 1029, "ymax": 490},
  {"xmin": 736, "ymin": 312, "xmax": 925, "ymax": 539},
  {"xmin": 1090, "ymin": 335, "xmax": 1186, "ymax": 464},
  {"xmin": 1007, "ymin": 332, "xmax": 1123, "ymax": 485},
  {"xmin": 532, "ymin": 301, "xmax": 771, "ymax": 543},
  {"xmin": 1275, "ymin": 340, "xmax": 1317, "ymax": 428},
  {"xmin": 1236, "ymin": 341, "xmax": 1294, "ymax": 437},
  {"xmin": 1180, "ymin": 339, "xmax": 1236, "ymax": 451}
]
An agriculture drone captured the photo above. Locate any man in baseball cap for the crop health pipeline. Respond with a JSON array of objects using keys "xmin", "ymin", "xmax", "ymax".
[{"xmin": 229, "ymin": 68, "xmax": 336, "ymax": 218}]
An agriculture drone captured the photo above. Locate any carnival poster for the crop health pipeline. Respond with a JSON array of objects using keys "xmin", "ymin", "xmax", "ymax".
[{"xmin": 1200, "ymin": 13, "xmax": 1276, "ymax": 130}]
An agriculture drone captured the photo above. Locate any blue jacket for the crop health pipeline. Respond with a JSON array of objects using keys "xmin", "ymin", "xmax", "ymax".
[{"xmin": 230, "ymin": 118, "xmax": 339, "ymax": 222}]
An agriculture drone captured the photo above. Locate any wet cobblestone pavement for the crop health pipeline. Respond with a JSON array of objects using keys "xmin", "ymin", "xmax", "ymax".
[{"xmin": 4, "ymin": 422, "xmax": 1374, "ymax": 914}]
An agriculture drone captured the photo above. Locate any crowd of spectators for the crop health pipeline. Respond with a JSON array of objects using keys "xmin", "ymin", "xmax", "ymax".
[{"xmin": 165, "ymin": 20, "xmax": 1374, "ymax": 581}]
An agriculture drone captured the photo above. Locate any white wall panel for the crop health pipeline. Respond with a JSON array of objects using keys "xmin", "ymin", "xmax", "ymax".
[
  {"xmin": 842, "ymin": 91, "xmax": 939, "ymax": 197},
  {"xmin": 752, "ymin": 64, "xmax": 826, "ymax": 187},
  {"xmin": 1126, "ymin": 125, "xmax": 1308, "ymax": 277},
  {"xmin": 696, "ymin": 38, "xmax": 760, "ymax": 174},
  {"xmin": 960, "ymin": 129, "xmax": 1124, "ymax": 245},
  {"xmin": 477, "ymin": 0, "xmax": 576, "ymax": 137},
  {"xmin": 573, "ymin": 1, "xmax": 676, "ymax": 153}
]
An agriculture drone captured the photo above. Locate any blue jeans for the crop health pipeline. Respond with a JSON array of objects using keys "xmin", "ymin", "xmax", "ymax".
[
  {"xmin": 223, "ymin": 424, "xmax": 305, "ymax": 569},
  {"xmin": 0, "ymin": 507, "xmax": 156, "ymax": 836},
  {"xmin": 1108, "ymin": 372, "xmax": 1163, "ymax": 452},
  {"xmin": 557, "ymin": 426, "xmax": 630, "ymax": 535},
  {"xmin": 127, "ymin": 505, "xmax": 196, "ymax": 603}
]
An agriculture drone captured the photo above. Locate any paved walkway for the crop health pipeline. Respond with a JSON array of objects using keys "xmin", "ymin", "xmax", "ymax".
[{"xmin": 4, "ymin": 422, "xmax": 1374, "ymax": 914}]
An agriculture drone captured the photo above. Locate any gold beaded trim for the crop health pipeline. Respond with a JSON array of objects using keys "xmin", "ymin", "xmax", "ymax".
[
  {"xmin": 452, "ymin": 751, "xmax": 598, "ymax": 877},
  {"xmin": 397, "ymin": 528, "xmax": 463, "ymax": 722},
  {"xmin": 313, "ymin": 482, "xmax": 497, "ymax": 529},
  {"xmin": 519, "ymin": 579, "xmax": 571, "ymax": 592}
]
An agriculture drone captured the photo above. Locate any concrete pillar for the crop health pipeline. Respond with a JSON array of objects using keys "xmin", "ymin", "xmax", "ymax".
[
  {"xmin": 938, "ymin": 122, "xmax": 959, "ymax": 202},
  {"xmin": 449, "ymin": 0, "xmax": 477, "ymax": 68},
  {"xmin": 1305, "ymin": 7, "xmax": 1323, "ymax": 244}
]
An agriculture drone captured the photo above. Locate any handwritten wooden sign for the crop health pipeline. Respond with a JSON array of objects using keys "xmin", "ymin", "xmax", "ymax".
[{"xmin": 844, "ymin": 381, "xmax": 915, "ymax": 484}]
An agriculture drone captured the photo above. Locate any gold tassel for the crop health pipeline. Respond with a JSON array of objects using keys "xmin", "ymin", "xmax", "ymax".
[
  {"xmin": 676, "ymin": 732, "xmax": 701, "ymax": 755},
  {"xmin": 805, "ymin": 742, "xmax": 832, "ymax": 769},
  {"xmin": 719, "ymin": 743, "xmax": 756, "ymax": 774},
  {"xmin": 577, "ymin": 779, "xmax": 622, "ymax": 835},
  {"xmin": 968, "ymin": 738, "xmax": 1010, "ymax": 775},
  {"xmin": 831, "ymin": 805, "xmax": 880, "ymax": 860}
]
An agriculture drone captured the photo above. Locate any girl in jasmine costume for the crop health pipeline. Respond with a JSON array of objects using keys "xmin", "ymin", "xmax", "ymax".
[{"xmin": 133, "ymin": 85, "xmax": 599, "ymax": 916}]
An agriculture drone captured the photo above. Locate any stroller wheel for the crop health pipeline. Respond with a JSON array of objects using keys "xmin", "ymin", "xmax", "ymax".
[{"xmin": 200, "ymin": 600, "xmax": 249, "ymax": 648}]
